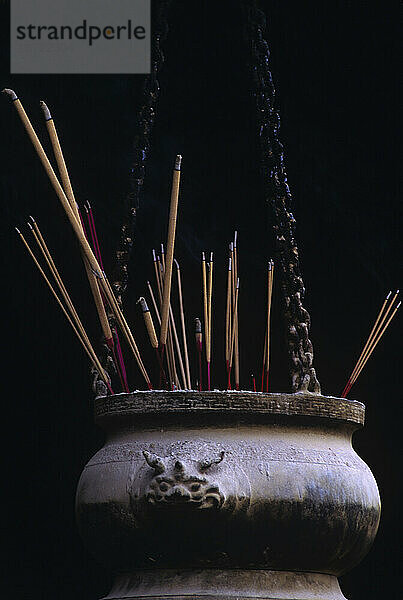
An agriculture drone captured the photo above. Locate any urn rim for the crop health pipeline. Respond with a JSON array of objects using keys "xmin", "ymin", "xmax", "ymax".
[{"xmin": 94, "ymin": 391, "xmax": 364, "ymax": 428}]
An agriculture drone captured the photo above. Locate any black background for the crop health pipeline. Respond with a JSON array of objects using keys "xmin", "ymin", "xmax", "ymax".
[{"xmin": 0, "ymin": 1, "xmax": 400, "ymax": 598}]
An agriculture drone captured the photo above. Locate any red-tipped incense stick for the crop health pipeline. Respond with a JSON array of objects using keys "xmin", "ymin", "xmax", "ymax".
[{"xmin": 195, "ymin": 317, "xmax": 202, "ymax": 391}]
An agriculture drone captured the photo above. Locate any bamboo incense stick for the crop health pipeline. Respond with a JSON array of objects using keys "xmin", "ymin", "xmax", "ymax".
[
  {"xmin": 174, "ymin": 259, "xmax": 191, "ymax": 389},
  {"xmin": 233, "ymin": 233, "xmax": 240, "ymax": 390},
  {"xmin": 157, "ymin": 256, "xmax": 177, "ymax": 387},
  {"xmin": 28, "ymin": 218, "xmax": 91, "ymax": 347},
  {"xmin": 230, "ymin": 242, "xmax": 235, "ymax": 362},
  {"xmin": 201, "ymin": 251, "xmax": 209, "ymax": 390},
  {"xmin": 153, "ymin": 250, "xmax": 163, "ymax": 305},
  {"xmin": 342, "ymin": 290, "xmax": 394, "ymax": 396},
  {"xmin": 87, "ymin": 202, "xmax": 104, "ymax": 270},
  {"xmin": 16, "ymin": 227, "xmax": 111, "ymax": 391},
  {"xmin": 138, "ymin": 297, "xmax": 158, "ymax": 349},
  {"xmin": 3, "ymin": 90, "xmax": 101, "ymax": 277},
  {"xmin": 147, "ymin": 281, "xmax": 161, "ymax": 326},
  {"xmin": 207, "ymin": 252, "xmax": 213, "ymax": 390},
  {"xmin": 265, "ymin": 260, "xmax": 274, "ymax": 392},
  {"xmin": 39, "ymin": 100, "xmax": 114, "ymax": 350},
  {"xmin": 85, "ymin": 203, "xmax": 99, "ymax": 261},
  {"xmin": 195, "ymin": 317, "xmax": 202, "ymax": 391},
  {"xmin": 6, "ymin": 92, "xmax": 148, "ymax": 385},
  {"xmin": 225, "ymin": 256, "xmax": 232, "ymax": 388},
  {"xmin": 85, "ymin": 200, "xmax": 129, "ymax": 391},
  {"xmin": 159, "ymin": 254, "xmax": 186, "ymax": 389},
  {"xmin": 252, "ymin": 374, "xmax": 256, "ymax": 392},
  {"xmin": 146, "ymin": 281, "xmax": 168, "ymax": 389},
  {"xmin": 102, "ymin": 272, "xmax": 151, "ymax": 387},
  {"xmin": 160, "ymin": 155, "xmax": 182, "ymax": 348},
  {"xmin": 261, "ymin": 334, "xmax": 267, "ymax": 392},
  {"xmin": 229, "ymin": 278, "xmax": 240, "ymax": 367},
  {"xmin": 161, "ymin": 243, "xmax": 165, "ymax": 271},
  {"xmin": 112, "ymin": 327, "xmax": 130, "ymax": 393}
]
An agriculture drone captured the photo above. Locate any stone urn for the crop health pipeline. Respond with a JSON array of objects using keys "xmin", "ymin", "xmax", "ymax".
[{"xmin": 76, "ymin": 391, "xmax": 380, "ymax": 600}]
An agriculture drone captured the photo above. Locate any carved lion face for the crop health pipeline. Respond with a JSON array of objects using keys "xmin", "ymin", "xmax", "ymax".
[{"xmin": 143, "ymin": 451, "xmax": 225, "ymax": 510}]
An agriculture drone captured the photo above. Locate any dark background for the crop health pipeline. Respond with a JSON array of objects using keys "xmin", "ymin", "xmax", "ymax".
[{"xmin": 0, "ymin": 1, "xmax": 400, "ymax": 598}]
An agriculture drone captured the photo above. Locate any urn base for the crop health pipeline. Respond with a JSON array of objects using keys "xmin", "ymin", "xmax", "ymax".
[{"xmin": 102, "ymin": 569, "xmax": 347, "ymax": 600}]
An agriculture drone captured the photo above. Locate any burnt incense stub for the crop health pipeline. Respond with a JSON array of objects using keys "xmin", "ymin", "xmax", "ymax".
[{"xmin": 76, "ymin": 391, "xmax": 380, "ymax": 600}]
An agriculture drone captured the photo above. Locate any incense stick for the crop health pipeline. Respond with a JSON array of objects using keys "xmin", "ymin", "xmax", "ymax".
[
  {"xmin": 157, "ymin": 256, "xmax": 177, "ymax": 387},
  {"xmin": 207, "ymin": 253, "xmax": 213, "ymax": 390},
  {"xmin": 28, "ymin": 218, "xmax": 90, "ymax": 346},
  {"xmin": 85, "ymin": 200, "xmax": 129, "ymax": 390},
  {"xmin": 160, "ymin": 155, "xmax": 182, "ymax": 348},
  {"xmin": 146, "ymin": 281, "xmax": 168, "ymax": 389},
  {"xmin": 87, "ymin": 202, "xmax": 104, "ymax": 270},
  {"xmin": 112, "ymin": 327, "xmax": 130, "ymax": 393},
  {"xmin": 195, "ymin": 317, "xmax": 202, "ymax": 391},
  {"xmin": 16, "ymin": 227, "xmax": 111, "ymax": 392},
  {"xmin": 261, "ymin": 334, "xmax": 267, "ymax": 392},
  {"xmin": 4, "ymin": 90, "xmax": 101, "ymax": 277},
  {"xmin": 174, "ymin": 259, "xmax": 191, "ymax": 389},
  {"xmin": 225, "ymin": 256, "xmax": 232, "ymax": 388},
  {"xmin": 233, "ymin": 234, "xmax": 240, "ymax": 390},
  {"xmin": 138, "ymin": 297, "xmax": 158, "ymax": 349},
  {"xmin": 229, "ymin": 278, "xmax": 240, "ymax": 367},
  {"xmin": 265, "ymin": 260, "xmax": 274, "ymax": 392},
  {"xmin": 153, "ymin": 250, "xmax": 163, "ymax": 305},
  {"xmin": 160, "ymin": 259, "xmax": 186, "ymax": 389},
  {"xmin": 201, "ymin": 251, "xmax": 208, "ymax": 390},
  {"xmin": 39, "ymin": 100, "xmax": 114, "ymax": 350}
]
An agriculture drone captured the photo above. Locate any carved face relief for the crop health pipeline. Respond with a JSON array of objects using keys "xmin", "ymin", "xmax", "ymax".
[{"xmin": 142, "ymin": 450, "xmax": 225, "ymax": 510}]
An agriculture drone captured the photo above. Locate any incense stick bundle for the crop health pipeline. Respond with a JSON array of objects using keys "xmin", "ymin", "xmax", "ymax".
[
  {"xmin": 4, "ymin": 90, "xmax": 150, "ymax": 387},
  {"xmin": 342, "ymin": 290, "xmax": 393, "ymax": 396},
  {"xmin": 16, "ymin": 227, "xmax": 111, "ymax": 391},
  {"xmin": 174, "ymin": 259, "xmax": 191, "ymax": 389},
  {"xmin": 342, "ymin": 290, "xmax": 400, "ymax": 396},
  {"xmin": 349, "ymin": 300, "xmax": 400, "ymax": 388}
]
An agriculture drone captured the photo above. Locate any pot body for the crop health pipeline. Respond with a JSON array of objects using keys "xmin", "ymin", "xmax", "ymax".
[{"xmin": 76, "ymin": 392, "xmax": 380, "ymax": 600}]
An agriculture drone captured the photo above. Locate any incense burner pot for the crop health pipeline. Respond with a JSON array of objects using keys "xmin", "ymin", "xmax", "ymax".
[{"xmin": 76, "ymin": 392, "xmax": 380, "ymax": 600}]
